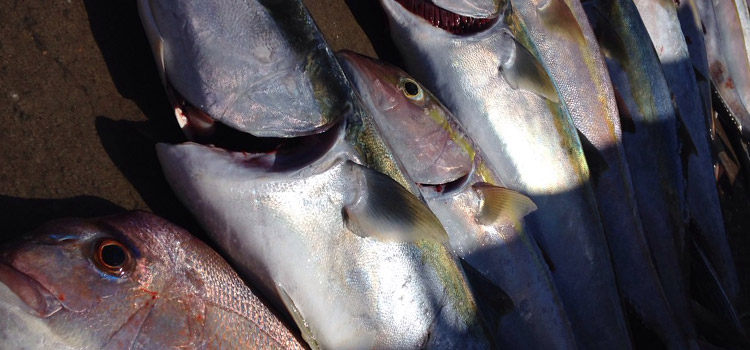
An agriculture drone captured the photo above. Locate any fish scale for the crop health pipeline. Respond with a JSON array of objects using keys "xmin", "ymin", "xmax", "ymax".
[
  {"xmin": 377, "ymin": 1, "xmax": 631, "ymax": 348},
  {"xmin": 0, "ymin": 212, "xmax": 306, "ymax": 350}
]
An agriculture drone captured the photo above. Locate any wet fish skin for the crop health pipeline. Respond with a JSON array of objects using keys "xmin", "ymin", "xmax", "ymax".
[
  {"xmin": 338, "ymin": 50, "xmax": 578, "ymax": 350},
  {"xmin": 137, "ymin": 0, "xmax": 350, "ymax": 137},
  {"xmin": 376, "ymin": 2, "xmax": 631, "ymax": 349},
  {"xmin": 674, "ymin": 0, "xmax": 714, "ymax": 137},
  {"xmin": 696, "ymin": 0, "xmax": 750, "ymax": 138},
  {"xmin": 156, "ymin": 134, "xmax": 494, "ymax": 350},
  {"xmin": 684, "ymin": 0, "xmax": 745, "ymax": 303},
  {"xmin": 634, "ymin": 0, "xmax": 742, "ymax": 308},
  {"xmin": 584, "ymin": 1, "xmax": 699, "ymax": 348},
  {"xmin": 0, "ymin": 211, "xmax": 305, "ymax": 350}
]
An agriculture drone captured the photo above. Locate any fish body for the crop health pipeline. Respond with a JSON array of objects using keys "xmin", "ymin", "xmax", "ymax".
[
  {"xmin": 156, "ymin": 130, "xmax": 494, "ymax": 349},
  {"xmin": 0, "ymin": 211, "xmax": 305, "ymax": 350},
  {"xmin": 338, "ymin": 50, "xmax": 578, "ymax": 350},
  {"xmin": 377, "ymin": 2, "xmax": 631, "ymax": 348},
  {"xmin": 583, "ymin": 1, "xmax": 697, "ymax": 347},
  {"xmin": 635, "ymin": 0, "xmax": 742, "ymax": 304},
  {"xmin": 685, "ymin": 0, "xmax": 745, "ymax": 303},
  {"xmin": 137, "ymin": 0, "xmax": 350, "ymax": 137},
  {"xmin": 675, "ymin": 0, "xmax": 713, "ymax": 133},
  {"xmin": 696, "ymin": 0, "xmax": 750, "ymax": 138}
]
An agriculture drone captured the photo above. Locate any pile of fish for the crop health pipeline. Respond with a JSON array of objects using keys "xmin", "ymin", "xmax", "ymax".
[{"xmin": 2, "ymin": 0, "xmax": 750, "ymax": 348}]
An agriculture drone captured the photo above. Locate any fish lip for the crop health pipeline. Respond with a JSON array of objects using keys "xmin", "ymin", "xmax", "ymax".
[{"xmin": 0, "ymin": 255, "xmax": 62, "ymax": 318}]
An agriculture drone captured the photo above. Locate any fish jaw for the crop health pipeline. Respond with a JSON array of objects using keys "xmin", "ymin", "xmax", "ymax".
[
  {"xmin": 137, "ymin": 0, "xmax": 349, "ymax": 138},
  {"xmin": 338, "ymin": 50, "xmax": 474, "ymax": 185}
]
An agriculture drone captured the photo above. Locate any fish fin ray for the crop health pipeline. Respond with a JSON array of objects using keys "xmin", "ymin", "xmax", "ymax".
[
  {"xmin": 472, "ymin": 183, "xmax": 536, "ymax": 227},
  {"xmin": 497, "ymin": 32, "xmax": 560, "ymax": 103},
  {"xmin": 343, "ymin": 162, "xmax": 449, "ymax": 243}
]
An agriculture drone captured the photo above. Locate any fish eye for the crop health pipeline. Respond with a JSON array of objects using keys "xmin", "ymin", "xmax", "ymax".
[
  {"xmin": 93, "ymin": 239, "xmax": 132, "ymax": 277},
  {"xmin": 400, "ymin": 78, "xmax": 423, "ymax": 100}
]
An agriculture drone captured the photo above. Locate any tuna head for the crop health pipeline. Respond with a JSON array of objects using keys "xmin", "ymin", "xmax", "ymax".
[
  {"xmin": 338, "ymin": 50, "xmax": 474, "ymax": 186},
  {"xmin": 0, "ymin": 212, "xmax": 304, "ymax": 350}
]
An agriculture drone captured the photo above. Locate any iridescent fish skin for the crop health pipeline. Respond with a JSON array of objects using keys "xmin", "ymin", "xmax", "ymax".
[
  {"xmin": 0, "ymin": 211, "xmax": 305, "ymax": 350},
  {"xmin": 377, "ymin": 2, "xmax": 631, "ymax": 349},
  {"xmin": 137, "ymin": 0, "xmax": 350, "ymax": 137},
  {"xmin": 584, "ymin": 1, "xmax": 698, "ymax": 348},
  {"xmin": 156, "ymin": 131, "xmax": 494, "ymax": 350},
  {"xmin": 338, "ymin": 50, "xmax": 578, "ymax": 350}
]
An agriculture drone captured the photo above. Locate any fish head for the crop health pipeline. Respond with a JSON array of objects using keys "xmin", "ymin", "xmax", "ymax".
[
  {"xmin": 137, "ymin": 0, "xmax": 351, "ymax": 139},
  {"xmin": 338, "ymin": 50, "xmax": 474, "ymax": 186},
  {"xmin": 0, "ymin": 212, "xmax": 201, "ymax": 348}
]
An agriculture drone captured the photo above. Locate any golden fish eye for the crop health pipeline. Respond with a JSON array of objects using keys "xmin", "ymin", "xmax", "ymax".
[
  {"xmin": 400, "ymin": 78, "xmax": 423, "ymax": 101},
  {"xmin": 93, "ymin": 239, "xmax": 132, "ymax": 277}
]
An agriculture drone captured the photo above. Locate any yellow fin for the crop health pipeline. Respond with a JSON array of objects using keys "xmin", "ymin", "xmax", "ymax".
[
  {"xmin": 343, "ymin": 162, "xmax": 449, "ymax": 243},
  {"xmin": 472, "ymin": 183, "xmax": 537, "ymax": 227}
]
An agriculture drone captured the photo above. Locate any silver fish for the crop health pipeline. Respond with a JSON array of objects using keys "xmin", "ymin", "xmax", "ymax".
[
  {"xmin": 0, "ymin": 211, "xmax": 305, "ymax": 350},
  {"xmin": 137, "ymin": 0, "xmax": 350, "ymax": 137},
  {"xmin": 156, "ymin": 130, "xmax": 494, "ymax": 349},
  {"xmin": 688, "ymin": 0, "xmax": 745, "ymax": 303},
  {"xmin": 338, "ymin": 50, "xmax": 578, "ymax": 350},
  {"xmin": 377, "ymin": 2, "xmax": 631, "ymax": 348},
  {"xmin": 635, "ymin": 0, "xmax": 743, "ymax": 312},
  {"xmin": 584, "ymin": 1, "xmax": 698, "ymax": 347}
]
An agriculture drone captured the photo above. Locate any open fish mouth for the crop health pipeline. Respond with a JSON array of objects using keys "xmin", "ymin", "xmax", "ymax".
[
  {"xmin": 394, "ymin": 0, "xmax": 499, "ymax": 34},
  {"xmin": 0, "ymin": 260, "xmax": 62, "ymax": 318}
]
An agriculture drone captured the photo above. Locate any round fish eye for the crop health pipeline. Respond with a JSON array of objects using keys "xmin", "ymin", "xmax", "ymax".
[
  {"xmin": 93, "ymin": 239, "xmax": 132, "ymax": 277},
  {"xmin": 400, "ymin": 78, "xmax": 423, "ymax": 101}
]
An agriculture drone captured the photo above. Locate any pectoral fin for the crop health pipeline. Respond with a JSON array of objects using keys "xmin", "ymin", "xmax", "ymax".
[
  {"xmin": 343, "ymin": 162, "xmax": 449, "ymax": 243},
  {"xmin": 498, "ymin": 31, "xmax": 560, "ymax": 103},
  {"xmin": 278, "ymin": 286, "xmax": 319, "ymax": 350},
  {"xmin": 472, "ymin": 183, "xmax": 536, "ymax": 228}
]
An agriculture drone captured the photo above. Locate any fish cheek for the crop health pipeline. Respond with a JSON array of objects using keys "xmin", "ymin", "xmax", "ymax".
[
  {"xmin": 130, "ymin": 296, "xmax": 206, "ymax": 349},
  {"xmin": 11, "ymin": 243, "xmax": 102, "ymax": 313}
]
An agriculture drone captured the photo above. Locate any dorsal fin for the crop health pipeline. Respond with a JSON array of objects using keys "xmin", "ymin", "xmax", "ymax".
[
  {"xmin": 343, "ymin": 162, "xmax": 449, "ymax": 243},
  {"xmin": 575, "ymin": 130, "xmax": 609, "ymax": 183},
  {"xmin": 459, "ymin": 259, "xmax": 515, "ymax": 317},
  {"xmin": 472, "ymin": 183, "xmax": 536, "ymax": 227},
  {"xmin": 497, "ymin": 31, "xmax": 560, "ymax": 103}
]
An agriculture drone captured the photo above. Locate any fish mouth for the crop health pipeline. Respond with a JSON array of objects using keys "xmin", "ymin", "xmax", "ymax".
[
  {"xmin": 394, "ymin": 0, "xmax": 499, "ymax": 35},
  {"xmin": 0, "ymin": 259, "xmax": 62, "ymax": 318}
]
